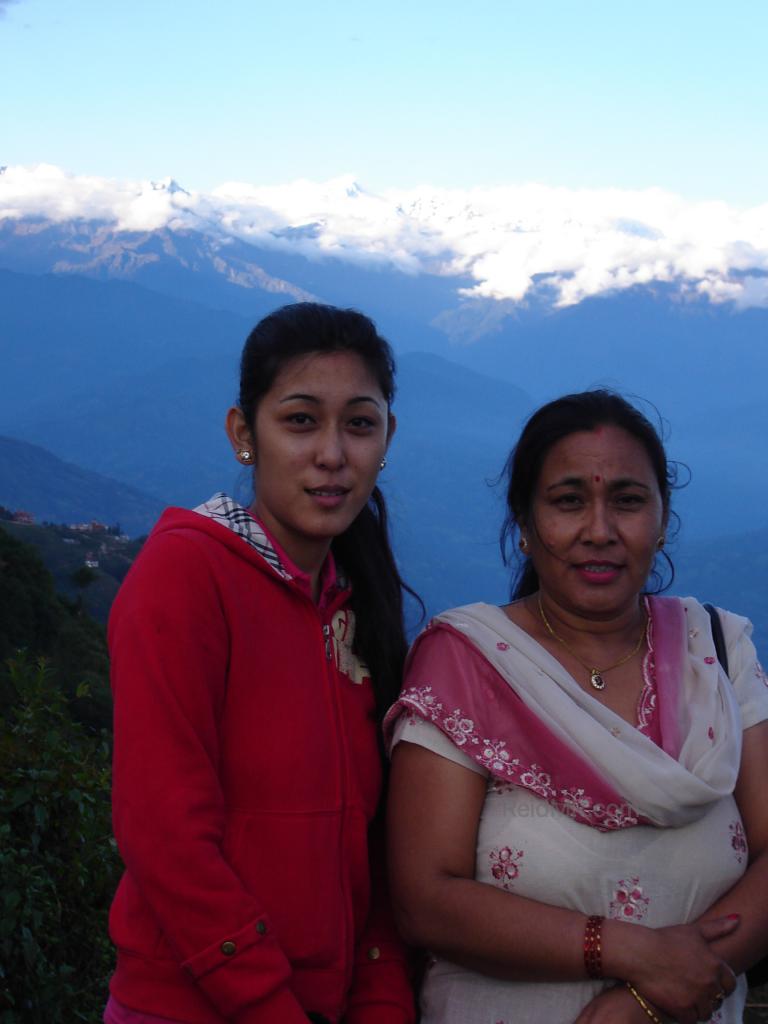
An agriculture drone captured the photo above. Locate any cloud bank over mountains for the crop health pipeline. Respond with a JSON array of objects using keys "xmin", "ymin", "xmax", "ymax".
[{"xmin": 2, "ymin": 163, "xmax": 767, "ymax": 309}]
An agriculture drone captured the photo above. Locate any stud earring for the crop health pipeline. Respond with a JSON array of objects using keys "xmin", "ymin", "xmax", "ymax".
[
  {"xmin": 519, "ymin": 535, "xmax": 529, "ymax": 554},
  {"xmin": 656, "ymin": 535, "xmax": 666, "ymax": 550},
  {"xmin": 237, "ymin": 449, "xmax": 254, "ymax": 464},
  {"xmin": 380, "ymin": 457, "xmax": 387, "ymax": 470}
]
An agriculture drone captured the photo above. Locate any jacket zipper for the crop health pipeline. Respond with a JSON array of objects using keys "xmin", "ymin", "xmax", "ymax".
[
  {"xmin": 317, "ymin": 602, "xmax": 356, "ymax": 1003},
  {"xmin": 275, "ymin": 576, "xmax": 356, "ymax": 1007}
]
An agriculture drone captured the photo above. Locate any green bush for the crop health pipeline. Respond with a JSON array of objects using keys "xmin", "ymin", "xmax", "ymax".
[
  {"xmin": 0, "ymin": 532, "xmax": 60, "ymax": 668},
  {"xmin": 0, "ymin": 654, "xmax": 120, "ymax": 1023}
]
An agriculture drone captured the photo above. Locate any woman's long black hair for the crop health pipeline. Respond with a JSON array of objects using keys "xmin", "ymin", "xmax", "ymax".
[
  {"xmin": 499, "ymin": 389, "xmax": 680, "ymax": 599},
  {"xmin": 237, "ymin": 302, "xmax": 418, "ymax": 724}
]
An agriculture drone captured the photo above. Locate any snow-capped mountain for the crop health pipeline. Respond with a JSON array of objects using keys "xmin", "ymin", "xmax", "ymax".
[{"xmin": 2, "ymin": 163, "xmax": 767, "ymax": 312}]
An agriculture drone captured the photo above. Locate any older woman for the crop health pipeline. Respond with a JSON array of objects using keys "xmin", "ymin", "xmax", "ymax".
[{"xmin": 385, "ymin": 391, "xmax": 768, "ymax": 1024}]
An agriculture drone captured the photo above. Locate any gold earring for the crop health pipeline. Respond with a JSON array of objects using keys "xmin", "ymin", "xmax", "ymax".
[{"xmin": 237, "ymin": 449, "xmax": 253, "ymax": 464}]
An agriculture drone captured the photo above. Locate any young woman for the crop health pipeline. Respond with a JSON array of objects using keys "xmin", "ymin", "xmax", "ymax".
[
  {"xmin": 386, "ymin": 390, "xmax": 768, "ymax": 1024},
  {"xmin": 105, "ymin": 303, "xmax": 416, "ymax": 1024}
]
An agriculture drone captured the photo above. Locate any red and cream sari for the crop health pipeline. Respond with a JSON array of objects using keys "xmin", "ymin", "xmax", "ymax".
[{"xmin": 385, "ymin": 597, "xmax": 768, "ymax": 1024}]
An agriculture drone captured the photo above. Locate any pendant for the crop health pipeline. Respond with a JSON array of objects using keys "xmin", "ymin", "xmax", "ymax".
[{"xmin": 590, "ymin": 670, "xmax": 606, "ymax": 691}]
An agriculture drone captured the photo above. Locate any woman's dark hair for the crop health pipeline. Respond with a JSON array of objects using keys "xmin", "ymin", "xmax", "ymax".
[
  {"xmin": 500, "ymin": 389, "xmax": 678, "ymax": 599},
  {"xmin": 238, "ymin": 302, "xmax": 416, "ymax": 724}
]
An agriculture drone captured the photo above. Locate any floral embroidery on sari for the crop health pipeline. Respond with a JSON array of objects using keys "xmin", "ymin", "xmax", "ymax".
[
  {"xmin": 609, "ymin": 877, "xmax": 650, "ymax": 921},
  {"xmin": 489, "ymin": 846, "xmax": 524, "ymax": 890},
  {"xmin": 729, "ymin": 821, "xmax": 747, "ymax": 863},
  {"xmin": 636, "ymin": 637, "xmax": 658, "ymax": 736},
  {"xmin": 395, "ymin": 685, "xmax": 641, "ymax": 830}
]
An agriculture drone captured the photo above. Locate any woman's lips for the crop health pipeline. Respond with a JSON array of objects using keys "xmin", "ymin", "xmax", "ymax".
[
  {"xmin": 306, "ymin": 487, "xmax": 350, "ymax": 509},
  {"xmin": 575, "ymin": 562, "xmax": 622, "ymax": 584}
]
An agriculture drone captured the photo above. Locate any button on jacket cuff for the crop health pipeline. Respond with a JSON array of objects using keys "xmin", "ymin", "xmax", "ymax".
[{"xmin": 182, "ymin": 917, "xmax": 292, "ymax": 1014}]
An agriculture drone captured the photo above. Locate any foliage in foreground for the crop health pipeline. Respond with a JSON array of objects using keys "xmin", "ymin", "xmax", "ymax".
[
  {"xmin": 0, "ymin": 654, "xmax": 119, "ymax": 1023},
  {"xmin": 0, "ymin": 526, "xmax": 112, "ymax": 733}
]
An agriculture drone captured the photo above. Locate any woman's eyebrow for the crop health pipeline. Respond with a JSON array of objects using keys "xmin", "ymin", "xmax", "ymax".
[
  {"xmin": 279, "ymin": 392, "xmax": 320, "ymax": 404},
  {"xmin": 347, "ymin": 395, "xmax": 384, "ymax": 408},
  {"xmin": 278, "ymin": 393, "xmax": 383, "ymax": 407},
  {"xmin": 608, "ymin": 478, "xmax": 651, "ymax": 490},
  {"xmin": 546, "ymin": 476, "xmax": 586, "ymax": 491}
]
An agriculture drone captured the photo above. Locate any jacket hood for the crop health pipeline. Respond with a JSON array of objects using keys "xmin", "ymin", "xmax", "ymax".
[
  {"xmin": 149, "ymin": 492, "xmax": 295, "ymax": 583},
  {"xmin": 150, "ymin": 494, "xmax": 350, "ymax": 603}
]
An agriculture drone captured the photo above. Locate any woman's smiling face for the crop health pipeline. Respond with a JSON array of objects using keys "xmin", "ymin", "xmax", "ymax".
[
  {"xmin": 524, "ymin": 424, "xmax": 666, "ymax": 621},
  {"xmin": 238, "ymin": 349, "xmax": 393, "ymax": 572}
]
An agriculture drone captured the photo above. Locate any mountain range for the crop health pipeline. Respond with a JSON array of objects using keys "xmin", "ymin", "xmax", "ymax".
[
  {"xmin": 0, "ymin": 435, "xmax": 164, "ymax": 537},
  {"xmin": 1, "ymin": 169, "xmax": 766, "ymax": 658}
]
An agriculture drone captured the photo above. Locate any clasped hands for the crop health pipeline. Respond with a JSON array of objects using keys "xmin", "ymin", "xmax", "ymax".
[{"xmin": 574, "ymin": 915, "xmax": 738, "ymax": 1024}]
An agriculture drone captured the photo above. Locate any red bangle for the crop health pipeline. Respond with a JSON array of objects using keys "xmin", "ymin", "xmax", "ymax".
[{"xmin": 583, "ymin": 914, "xmax": 604, "ymax": 979}]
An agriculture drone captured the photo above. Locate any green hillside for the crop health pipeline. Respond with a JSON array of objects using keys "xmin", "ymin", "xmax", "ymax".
[{"xmin": 1, "ymin": 518, "xmax": 144, "ymax": 627}]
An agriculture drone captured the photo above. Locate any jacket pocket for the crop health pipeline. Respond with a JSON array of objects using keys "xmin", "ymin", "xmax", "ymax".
[{"xmin": 232, "ymin": 810, "xmax": 346, "ymax": 970}]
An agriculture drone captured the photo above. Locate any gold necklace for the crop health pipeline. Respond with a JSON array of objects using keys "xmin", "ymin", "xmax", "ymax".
[{"xmin": 536, "ymin": 594, "xmax": 649, "ymax": 691}]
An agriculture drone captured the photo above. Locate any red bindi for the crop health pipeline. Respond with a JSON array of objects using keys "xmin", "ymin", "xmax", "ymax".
[{"xmin": 594, "ymin": 475, "xmax": 601, "ymax": 482}]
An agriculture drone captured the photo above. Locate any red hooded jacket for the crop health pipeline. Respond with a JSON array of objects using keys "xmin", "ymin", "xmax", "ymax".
[{"xmin": 108, "ymin": 497, "xmax": 414, "ymax": 1024}]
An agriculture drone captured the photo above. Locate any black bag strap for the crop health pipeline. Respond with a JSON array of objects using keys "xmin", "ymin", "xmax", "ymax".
[{"xmin": 703, "ymin": 602, "xmax": 729, "ymax": 678}]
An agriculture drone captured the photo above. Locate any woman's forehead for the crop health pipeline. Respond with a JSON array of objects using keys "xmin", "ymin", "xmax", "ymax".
[
  {"xmin": 539, "ymin": 425, "xmax": 656, "ymax": 479},
  {"xmin": 267, "ymin": 350, "xmax": 385, "ymax": 403}
]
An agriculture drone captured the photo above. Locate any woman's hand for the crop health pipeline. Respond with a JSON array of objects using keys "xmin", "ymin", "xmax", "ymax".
[
  {"xmin": 605, "ymin": 916, "xmax": 738, "ymax": 1024},
  {"xmin": 574, "ymin": 984, "xmax": 661, "ymax": 1024}
]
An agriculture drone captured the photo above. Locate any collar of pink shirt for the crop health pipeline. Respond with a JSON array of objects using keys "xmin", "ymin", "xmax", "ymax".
[{"xmin": 254, "ymin": 516, "xmax": 342, "ymax": 612}]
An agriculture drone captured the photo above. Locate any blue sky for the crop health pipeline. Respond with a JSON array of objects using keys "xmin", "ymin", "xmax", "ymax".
[{"xmin": 2, "ymin": 0, "xmax": 767, "ymax": 204}]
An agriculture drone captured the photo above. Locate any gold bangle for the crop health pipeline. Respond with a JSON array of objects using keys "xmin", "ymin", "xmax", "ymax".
[{"xmin": 626, "ymin": 983, "xmax": 663, "ymax": 1024}]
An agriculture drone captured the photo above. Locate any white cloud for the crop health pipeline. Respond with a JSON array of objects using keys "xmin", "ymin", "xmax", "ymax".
[
  {"xmin": 1, "ymin": 164, "xmax": 768, "ymax": 310},
  {"xmin": 0, "ymin": 164, "xmax": 197, "ymax": 231}
]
